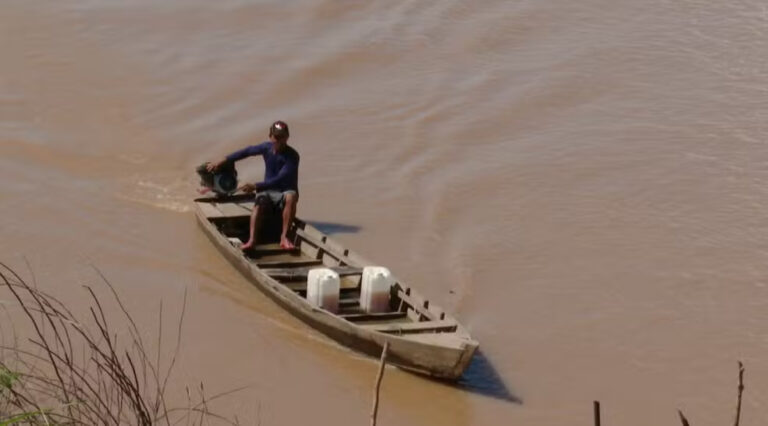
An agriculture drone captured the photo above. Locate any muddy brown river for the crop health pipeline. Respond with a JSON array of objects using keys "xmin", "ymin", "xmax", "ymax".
[{"xmin": 2, "ymin": 1, "xmax": 768, "ymax": 424}]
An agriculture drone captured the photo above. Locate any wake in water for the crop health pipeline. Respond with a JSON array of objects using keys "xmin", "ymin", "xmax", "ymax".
[{"xmin": 116, "ymin": 172, "xmax": 195, "ymax": 213}]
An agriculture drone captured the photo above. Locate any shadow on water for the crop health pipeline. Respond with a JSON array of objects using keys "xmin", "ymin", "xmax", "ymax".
[
  {"xmin": 305, "ymin": 220, "xmax": 361, "ymax": 235},
  {"xmin": 450, "ymin": 350, "xmax": 522, "ymax": 404}
]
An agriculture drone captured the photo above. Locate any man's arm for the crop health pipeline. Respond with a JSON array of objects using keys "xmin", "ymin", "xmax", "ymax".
[{"xmin": 207, "ymin": 144, "xmax": 268, "ymax": 172}]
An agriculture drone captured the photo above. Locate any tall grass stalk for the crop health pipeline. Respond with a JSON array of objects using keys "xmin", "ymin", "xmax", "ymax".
[{"xmin": 0, "ymin": 262, "xmax": 239, "ymax": 425}]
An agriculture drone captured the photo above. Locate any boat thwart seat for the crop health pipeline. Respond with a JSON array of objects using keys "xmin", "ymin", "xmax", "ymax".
[{"xmin": 263, "ymin": 265, "xmax": 363, "ymax": 281}]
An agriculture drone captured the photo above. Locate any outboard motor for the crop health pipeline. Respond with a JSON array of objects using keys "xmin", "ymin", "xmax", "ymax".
[{"xmin": 196, "ymin": 162, "xmax": 238, "ymax": 196}]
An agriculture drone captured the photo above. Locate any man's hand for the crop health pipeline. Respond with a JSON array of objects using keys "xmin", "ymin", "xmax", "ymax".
[
  {"xmin": 238, "ymin": 183, "xmax": 258, "ymax": 193},
  {"xmin": 205, "ymin": 157, "xmax": 228, "ymax": 172}
]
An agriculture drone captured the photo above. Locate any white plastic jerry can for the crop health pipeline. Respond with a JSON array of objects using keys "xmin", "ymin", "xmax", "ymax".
[
  {"xmin": 361, "ymin": 266, "xmax": 394, "ymax": 313},
  {"xmin": 306, "ymin": 268, "xmax": 340, "ymax": 313}
]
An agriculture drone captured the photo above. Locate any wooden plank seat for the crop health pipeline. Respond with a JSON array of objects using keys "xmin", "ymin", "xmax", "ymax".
[
  {"xmin": 255, "ymin": 258, "xmax": 323, "ymax": 268},
  {"xmin": 263, "ymin": 265, "xmax": 363, "ymax": 281},
  {"xmin": 340, "ymin": 312, "xmax": 408, "ymax": 322},
  {"xmin": 287, "ymin": 283, "xmax": 360, "ymax": 294},
  {"xmin": 198, "ymin": 202, "xmax": 225, "ymax": 218},
  {"xmin": 215, "ymin": 202, "xmax": 253, "ymax": 217},
  {"xmin": 339, "ymin": 298, "xmax": 360, "ymax": 309},
  {"xmin": 245, "ymin": 243, "xmax": 301, "ymax": 256},
  {"xmin": 201, "ymin": 201, "xmax": 253, "ymax": 219},
  {"xmin": 360, "ymin": 320, "xmax": 457, "ymax": 334}
]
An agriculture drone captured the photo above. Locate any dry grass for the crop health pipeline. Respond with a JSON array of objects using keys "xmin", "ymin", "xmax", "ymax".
[{"xmin": 0, "ymin": 262, "xmax": 241, "ymax": 425}]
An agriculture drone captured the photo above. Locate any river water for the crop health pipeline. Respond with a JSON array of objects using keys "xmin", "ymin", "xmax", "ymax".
[{"xmin": 2, "ymin": 1, "xmax": 768, "ymax": 424}]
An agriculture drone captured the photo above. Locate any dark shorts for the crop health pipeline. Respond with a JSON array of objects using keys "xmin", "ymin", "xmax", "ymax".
[{"xmin": 255, "ymin": 190, "xmax": 297, "ymax": 211}]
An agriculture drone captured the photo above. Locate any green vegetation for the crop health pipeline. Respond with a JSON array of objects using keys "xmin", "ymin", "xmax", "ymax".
[{"xmin": 0, "ymin": 367, "xmax": 18, "ymax": 393}]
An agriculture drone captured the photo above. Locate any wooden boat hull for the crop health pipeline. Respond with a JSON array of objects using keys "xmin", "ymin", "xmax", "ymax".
[{"xmin": 194, "ymin": 199, "xmax": 478, "ymax": 379}]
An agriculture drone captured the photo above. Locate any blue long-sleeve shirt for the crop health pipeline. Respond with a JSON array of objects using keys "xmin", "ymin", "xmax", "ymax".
[{"xmin": 226, "ymin": 142, "xmax": 300, "ymax": 193}]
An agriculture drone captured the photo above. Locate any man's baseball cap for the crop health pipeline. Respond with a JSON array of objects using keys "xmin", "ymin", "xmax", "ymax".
[{"xmin": 270, "ymin": 121, "xmax": 290, "ymax": 139}]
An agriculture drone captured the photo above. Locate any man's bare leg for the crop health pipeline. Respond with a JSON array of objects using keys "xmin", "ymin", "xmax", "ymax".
[
  {"xmin": 241, "ymin": 203, "xmax": 263, "ymax": 250},
  {"xmin": 280, "ymin": 193, "xmax": 298, "ymax": 249}
]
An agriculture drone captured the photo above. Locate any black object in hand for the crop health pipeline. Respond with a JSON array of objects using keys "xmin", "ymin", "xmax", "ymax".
[{"xmin": 196, "ymin": 162, "xmax": 238, "ymax": 195}]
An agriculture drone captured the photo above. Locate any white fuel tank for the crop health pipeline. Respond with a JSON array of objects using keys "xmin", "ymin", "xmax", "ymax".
[
  {"xmin": 306, "ymin": 268, "xmax": 340, "ymax": 313},
  {"xmin": 361, "ymin": 266, "xmax": 394, "ymax": 313}
]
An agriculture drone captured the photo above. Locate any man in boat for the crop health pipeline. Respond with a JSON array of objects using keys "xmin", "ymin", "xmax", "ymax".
[{"xmin": 205, "ymin": 120, "xmax": 299, "ymax": 250}]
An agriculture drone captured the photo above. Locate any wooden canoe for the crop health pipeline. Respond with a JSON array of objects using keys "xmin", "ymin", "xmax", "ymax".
[{"xmin": 194, "ymin": 195, "xmax": 478, "ymax": 379}]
